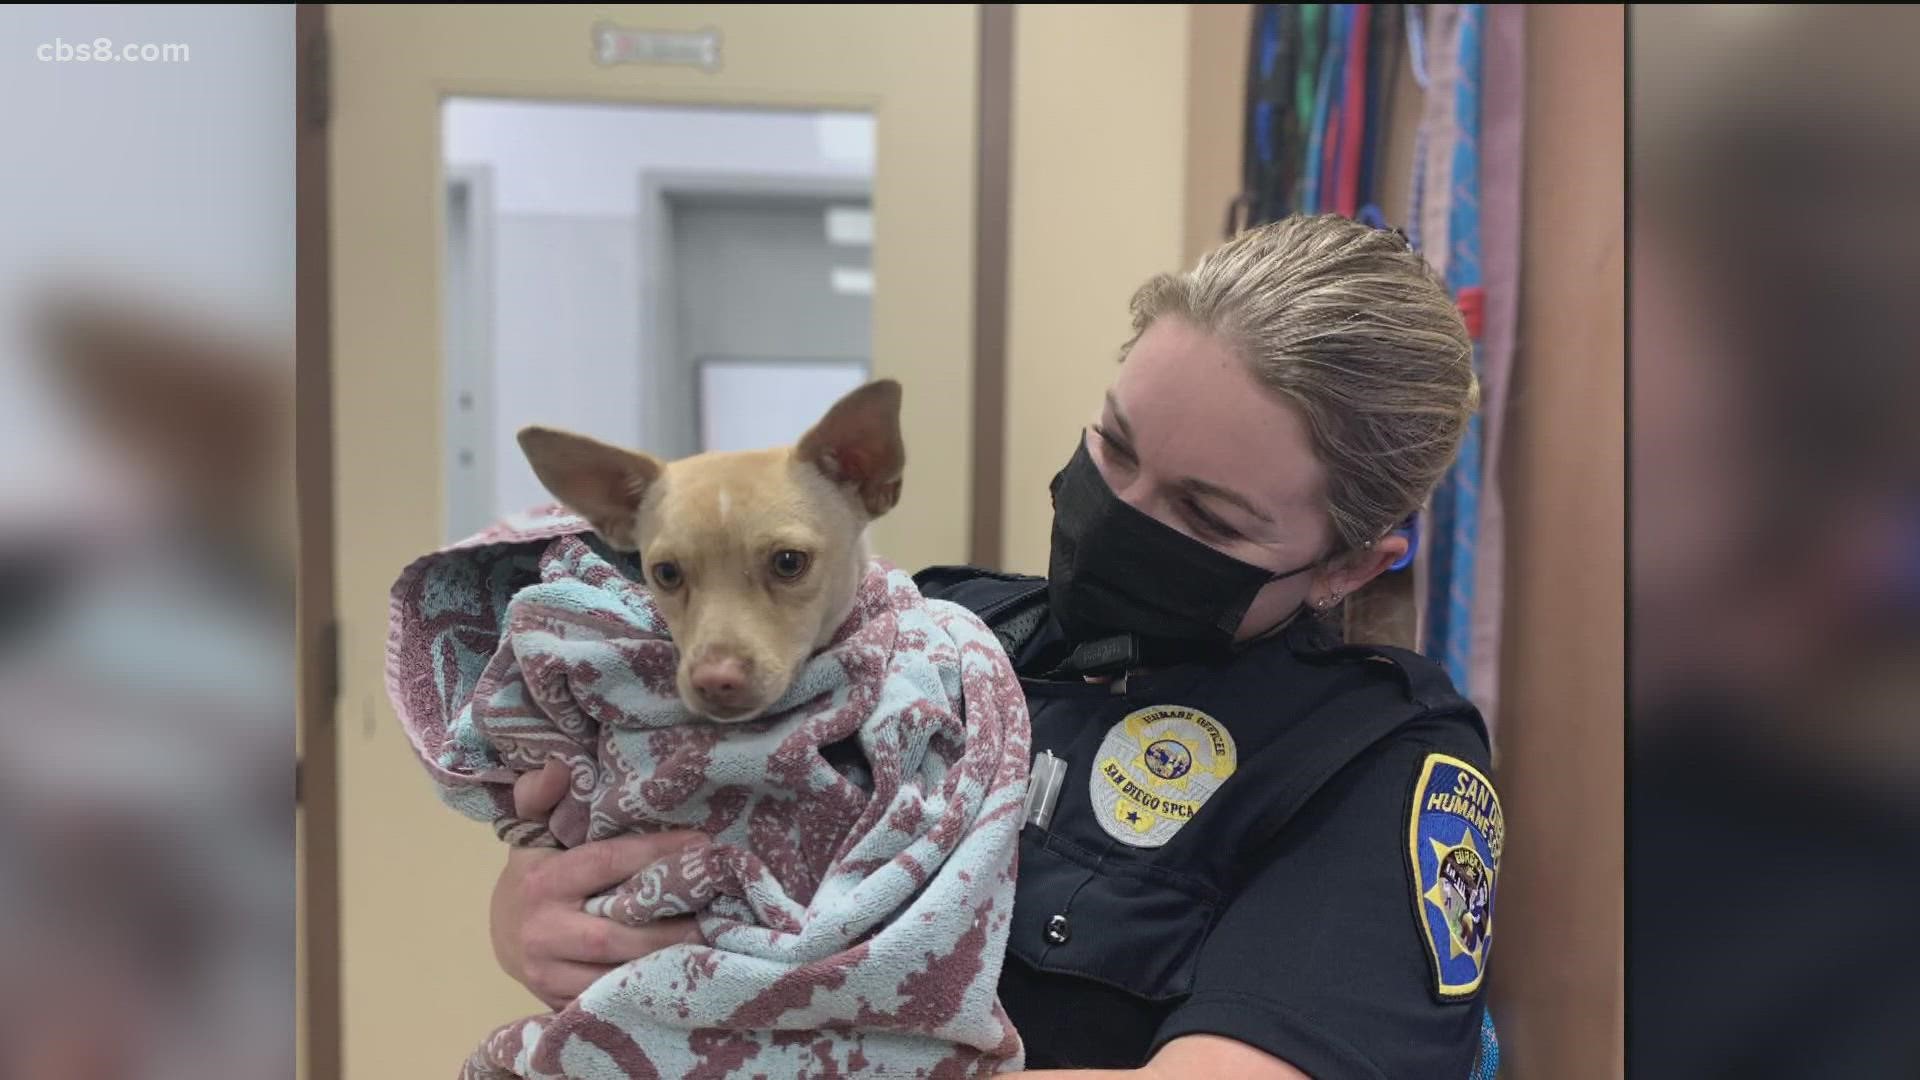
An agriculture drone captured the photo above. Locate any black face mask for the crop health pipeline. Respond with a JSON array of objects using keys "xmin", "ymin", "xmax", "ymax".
[{"xmin": 1047, "ymin": 437, "xmax": 1319, "ymax": 645}]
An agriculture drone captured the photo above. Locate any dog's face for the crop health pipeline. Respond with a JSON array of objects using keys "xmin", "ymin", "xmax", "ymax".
[{"xmin": 518, "ymin": 380, "xmax": 905, "ymax": 722}]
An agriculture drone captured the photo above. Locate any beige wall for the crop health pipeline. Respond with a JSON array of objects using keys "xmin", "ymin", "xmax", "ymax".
[
  {"xmin": 1184, "ymin": 5, "xmax": 1253, "ymax": 267},
  {"xmin": 1001, "ymin": 4, "xmax": 1228, "ymax": 574}
]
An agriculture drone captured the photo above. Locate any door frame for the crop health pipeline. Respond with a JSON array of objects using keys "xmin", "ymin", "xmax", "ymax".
[
  {"xmin": 294, "ymin": 5, "xmax": 336, "ymax": 1079},
  {"xmin": 971, "ymin": 3, "xmax": 1013, "ymax": 568},
  {"xmin": 640, "ymin": 167, "xmax": 874, "ymax": 458},
  {"xmin": 441, "ymin": 163, "xmax": 498, "ymax": 543},
  {"xmin": 309, "ymin": 6, "xmax": 1015, "ymax": 1074}
]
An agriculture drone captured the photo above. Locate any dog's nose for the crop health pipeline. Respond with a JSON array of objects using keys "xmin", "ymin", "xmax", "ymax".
[{"xmin": 689, "ymin": 655, "xmax": 753, "ymax": 710}]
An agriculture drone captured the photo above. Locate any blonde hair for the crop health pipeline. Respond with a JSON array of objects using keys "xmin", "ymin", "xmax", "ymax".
[{"xmin": 1123, "ymin": 214, "xmax": 1478, "ymax": 644}]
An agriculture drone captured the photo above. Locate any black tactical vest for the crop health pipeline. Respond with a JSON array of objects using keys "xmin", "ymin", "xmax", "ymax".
[{"xmin": 915, "ymin": 564, "xmax": 1493, "ymax": 1070}]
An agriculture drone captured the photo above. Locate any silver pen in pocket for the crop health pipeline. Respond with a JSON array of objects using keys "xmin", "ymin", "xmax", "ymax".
[{"xmin": 1023, "ymin": 749, "xmax": 1069, "ymax": 831}]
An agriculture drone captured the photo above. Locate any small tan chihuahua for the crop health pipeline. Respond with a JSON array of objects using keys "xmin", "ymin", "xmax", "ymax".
[{"xmin": 516, "ymin": 380, "xmax": 905, "ymax": 723}]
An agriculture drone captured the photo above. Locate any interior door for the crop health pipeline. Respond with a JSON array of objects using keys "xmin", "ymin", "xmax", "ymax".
[
  {"xmin": 324, "ymin": 5, "xmax": 981, "ymax": 1075},
  {"xmin": 673, "ymin": 191, "xmax": 874, "ymax": 452}
]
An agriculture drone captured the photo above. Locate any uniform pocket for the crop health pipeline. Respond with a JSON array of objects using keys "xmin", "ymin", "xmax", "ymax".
[{"xmin": 1007, "ymin": 828, "xmax": 1220, "ymax": 1001}]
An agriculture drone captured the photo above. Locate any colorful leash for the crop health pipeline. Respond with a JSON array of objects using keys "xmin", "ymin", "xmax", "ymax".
[
  {"xmin": 1317, "ymin": 5, "xmax": 1349, "ymax": 216},
  {"xmin": 1403, "ymin": 2, "xmax": 1430, "ymax": 251},
  {"xmin": 1333, "ymin": 4, "xmax": 1372, "ymax": 217},
  {"xmin": 1364, "ymin": 4, "xmax": 1412, "ymax": 563},
  {"xmin": 1296, "ymin": 3, "xmax": 1327, "ymax": 170},
  {"xmin": 1231, "ymin": 4, "xmax": 1305, "ymax": 234},
  {"xmin": 1423, "ymin": 4, "xmax": 1485, "ymax": 690},
  {"xmin": 1470, "ymin": 1009, "xmax": 1501, "ymax": 1080},
  {"xmin": 1355, "ymin": 3, "xmax": 1398, "ymax": 228},
  {"xmin": 1300, "ymin": 6, "xmax": 1344, "ymax": 215}
]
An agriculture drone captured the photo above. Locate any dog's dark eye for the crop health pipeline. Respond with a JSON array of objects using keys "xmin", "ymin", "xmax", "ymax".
[
  {"xmin": 771, "ymin": 550, "xmax": 810, "ymax": 580},
  {"xmin": 650, "ymin": 561, "xmax": 684, "ymax": 590}
]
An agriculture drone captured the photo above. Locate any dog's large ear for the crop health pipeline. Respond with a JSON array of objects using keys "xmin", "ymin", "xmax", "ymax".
[
  {"xmin": 797, "ymin": 379, "xmax": 905, "ymax": 517},
  {"xmin": 517, "ymin": 427, "xmax": 663, "ymax": 550}
]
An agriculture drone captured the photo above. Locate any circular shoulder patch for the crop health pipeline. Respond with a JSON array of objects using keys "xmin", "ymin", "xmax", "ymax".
[
  {"xmin": 1408, "ymin": 752, "xmax": 1504, "ymax": 999},
  {"xmin": 1089, "ymin": 705, "xmax": 1237, "ymax": 848}
]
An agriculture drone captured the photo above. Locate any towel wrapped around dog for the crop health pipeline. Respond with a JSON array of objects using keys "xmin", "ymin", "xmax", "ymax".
[{"xmin": 387, "ymin": 506, "xmax": 1030, "ymax": 1079}]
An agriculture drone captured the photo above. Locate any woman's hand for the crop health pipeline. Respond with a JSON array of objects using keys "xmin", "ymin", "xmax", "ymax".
[
  {"xmin": 1000, "ymin": 1035, "xmax": 1311, "ymax": 1080},
  {"xmin": 489, "ymin": 760, "xmax": 708, "ymax": 1009}
]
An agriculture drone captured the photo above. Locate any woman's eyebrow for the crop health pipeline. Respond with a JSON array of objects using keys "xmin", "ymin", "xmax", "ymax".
[
  {"xmin": 1106, "ymin": 391, "xmax": 1278, "ymax": 524},
  {"xmin": 1179, "ymin": 476, "xmax": 1276, "ymax": 524}
]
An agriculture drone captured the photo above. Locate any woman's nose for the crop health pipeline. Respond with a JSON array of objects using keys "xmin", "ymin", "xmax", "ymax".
[
  {"xmin": 1087, "ymin": 431, "xmax": 1166, "ymax": 518},
  {"xmin": 1115, "ymin": 482, "xmax": 1158, "ymax": 516},
  {"xmin": 1107, "ymin": 471, "xmax": 1168, "ymax": 520}
]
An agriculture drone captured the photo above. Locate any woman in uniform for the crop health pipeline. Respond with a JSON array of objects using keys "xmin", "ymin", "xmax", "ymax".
[{"xmin": 487, "ymin": 214, "xmax": 1499, "ymax": 1078}]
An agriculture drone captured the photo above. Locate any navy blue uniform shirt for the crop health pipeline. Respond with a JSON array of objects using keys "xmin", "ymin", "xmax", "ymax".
[{"xmin": 917, "ymin": 567, "xmax": 1500, "ymax": 1079}]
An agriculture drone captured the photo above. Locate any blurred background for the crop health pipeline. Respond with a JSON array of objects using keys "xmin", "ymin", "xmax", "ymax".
[
  {"xmin": 0, "ymin": 4, "xmax": 1630, "ymax": 1079},
  {"xmin": 1630, "ymin": 6, "xmax": 1920, "ymax": 1079},
  {"xmin": 0, "ymin": 5, "xmax": 295, "ymax": 1080}
]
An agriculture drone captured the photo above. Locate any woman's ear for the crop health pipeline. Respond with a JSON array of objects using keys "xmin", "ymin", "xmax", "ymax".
[{"xmin": 1317, "ymin": 535, "xmax": 1409, "ymax": 602}]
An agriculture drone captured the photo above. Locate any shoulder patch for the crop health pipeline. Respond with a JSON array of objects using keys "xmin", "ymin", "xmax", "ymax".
[
  {"xmin": 1407, "ymin": 752, "xmax": 1503, "ymax": 999},
  {"xmin": 1089, "ymin": 704, "xmax": 1237, "ymax": 848}
]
